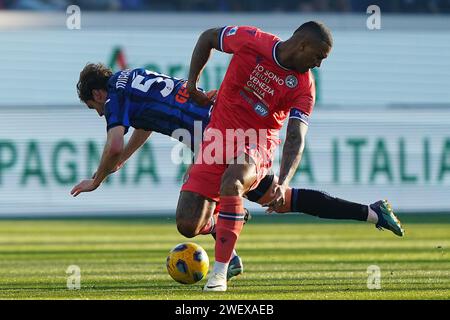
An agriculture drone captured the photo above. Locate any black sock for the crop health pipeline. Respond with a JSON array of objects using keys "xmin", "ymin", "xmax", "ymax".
[{"xmin": 291, "ymin": 188, "xmax": 368, "ymax": 221}]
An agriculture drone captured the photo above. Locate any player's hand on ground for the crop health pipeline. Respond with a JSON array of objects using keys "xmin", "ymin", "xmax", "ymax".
[
  {"xmin": 262, "ymin": 184, "xmax": 287, "ymax": 214},
  {"xmin": 70, "ymin": 179, "xmax": 99, "ymax": 197}
]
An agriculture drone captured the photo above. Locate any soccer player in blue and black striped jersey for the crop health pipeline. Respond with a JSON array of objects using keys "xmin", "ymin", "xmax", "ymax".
[{"xmin": 71, "ymin": 62, "xmax": 404, "ymax": 283}]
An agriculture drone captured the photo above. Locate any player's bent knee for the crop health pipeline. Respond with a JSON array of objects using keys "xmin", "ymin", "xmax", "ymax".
[
  {"xmin": 176, "ymin": 221, "xmax": 198, "ymax": 238},
  {"xmin": 220, "ymin": 177, "xmax": 244, "ymax": 196},
  {"xmin": 176, "ymin": 208, "xmax": 202, "ymax": 238},
  {"xmin": 176, "ymin": 191, "xmax": 216, "ymax": 238},
  {"xmin": 220, "ymin": 169, "xmax": 247, "ymax": 196}
]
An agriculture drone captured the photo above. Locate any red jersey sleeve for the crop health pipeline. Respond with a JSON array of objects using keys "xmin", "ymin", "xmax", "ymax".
[
  {"xmin": 219, "ymin": 25, "xmax": 260, "ymax": 54},
  {"xmin": 290, "ymin": 70, "xmax": 316, "ymax": 120}
]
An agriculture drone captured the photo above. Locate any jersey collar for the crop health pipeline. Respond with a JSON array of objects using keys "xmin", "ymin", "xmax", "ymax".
[{"xmin": 272, "ymin": 41, "xmax": 290, "ymax": 71}]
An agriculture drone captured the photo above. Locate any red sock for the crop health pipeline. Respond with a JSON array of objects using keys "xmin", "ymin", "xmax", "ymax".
[
  {"xmin": 198, "ymin": 203, "xmax": 220, "ymax": 235},
  {"xmin": 215, "ymin": 196, "xmax": 245, "ymax": 263}
]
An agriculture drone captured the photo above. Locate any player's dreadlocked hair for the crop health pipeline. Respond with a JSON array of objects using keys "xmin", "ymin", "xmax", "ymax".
[
  {"xmin": 77, "ymin": 63, "xmax": 113, "ymax": 102},
  {"xmin": 294, "ymin": 21, "xmax": 333, "ymax": 47}
]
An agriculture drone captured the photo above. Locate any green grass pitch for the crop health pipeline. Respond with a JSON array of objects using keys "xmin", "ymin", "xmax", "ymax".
[{"xmin": 0, "ymin": 214, "xmax": 448, "ymax": 300}]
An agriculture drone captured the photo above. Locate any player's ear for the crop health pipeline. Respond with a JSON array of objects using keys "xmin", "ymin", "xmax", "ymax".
[
  {"xmin": 92, "ymin": 89, "xmax": 102, "ymax": 103},
  {"xmin": 296, "ymin": 39, "xmax": 307, "ymax": 53}
]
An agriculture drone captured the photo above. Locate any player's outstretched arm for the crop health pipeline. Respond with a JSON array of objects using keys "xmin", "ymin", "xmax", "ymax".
[
  {"xmin": 116, "ymin": 129, "xmax": 152, "ymax": 171},
  {"xmin": 91, "ymin": 129, "xmax": 152, "ymax": 179},
  {"xmin": 70, "ymin": 126, "xmax": 125, "ymax": 197},
  {"xmin": 263, "ymin": 118, "xmax": 308, "ymax": 212},
  {"xmin": 187, "ymin": 28, "xmax": 222, "ymax": 106}
]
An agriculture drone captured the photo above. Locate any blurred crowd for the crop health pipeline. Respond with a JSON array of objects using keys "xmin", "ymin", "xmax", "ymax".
[{"xmin": 1, "ymin": 0, "xmax": 450, "ymax": 13}]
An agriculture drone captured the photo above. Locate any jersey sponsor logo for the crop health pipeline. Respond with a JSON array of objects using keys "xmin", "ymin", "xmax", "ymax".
[
  {"xmin": 285, "ymin": 75, "xmax": 298, "ymax": 88},
  {"xmin": 175, "ymin": 83, "xmax": 190, "ymax": 104},
  {"xmin": 226, "ymin": 26, "xmax": 238, "ymax": 36},
  {"xmin": 246, "ymin": 78, "xmax": 274, "ymax": 99},
  {"xmin": 248, "ymin": 65, "xmax": 276, "ymax": 97},
  {"xmin": 247, "ymin": 63, "xmax": 288, "ymax": 99},
  {"xmin": 241, "ymin": 88, "xmax": 271, "ymax": 118},
  {"xmin": 253, "ymin": 102, "xmax": 269, "ymax": 117},
  {"xmin": 239, "ymin": 89, "xmax": 254, "ymax": 105},
  {"xmin": 253, "ymin": 64, "xmax": 284, "ymax": 86}
]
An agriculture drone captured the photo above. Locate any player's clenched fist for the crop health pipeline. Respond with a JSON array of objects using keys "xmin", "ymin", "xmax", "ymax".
[
  {"xmin": 263, "ymin": 184, "xmax": 287, "ymax": 214},
  {"xmin": 70, "ymin": 179, "xmax": 99, "ymax": 197},
  {"xmin": 186, "ymin": 81, "xmax": 214, "ymax": 106}
]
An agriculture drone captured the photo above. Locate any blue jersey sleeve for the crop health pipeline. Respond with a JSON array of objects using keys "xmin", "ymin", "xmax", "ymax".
[{"xmin": 104, "ymin": 88, "xmax": 130, "ymax": 135}]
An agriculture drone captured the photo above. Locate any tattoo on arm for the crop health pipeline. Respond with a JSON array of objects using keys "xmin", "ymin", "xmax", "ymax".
[{"xmin": 278, "ymin": 118, "xmax": 308, "ymax": 187}]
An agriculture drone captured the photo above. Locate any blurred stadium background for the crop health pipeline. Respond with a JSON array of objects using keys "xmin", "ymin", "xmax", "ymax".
[{"xmin": 0, "ymin": 0, "xmax": 449, "ymax": 217}]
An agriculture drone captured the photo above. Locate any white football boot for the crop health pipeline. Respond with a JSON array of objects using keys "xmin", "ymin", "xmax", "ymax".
[{"xmin": 203, "ymin": 272, "xmax": 227, "ymax": 292}]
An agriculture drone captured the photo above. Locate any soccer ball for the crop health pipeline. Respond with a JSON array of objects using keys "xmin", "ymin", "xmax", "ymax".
[{"xmin": 166, "ymin": 242, "xmax": 209, "ymax": 284}]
